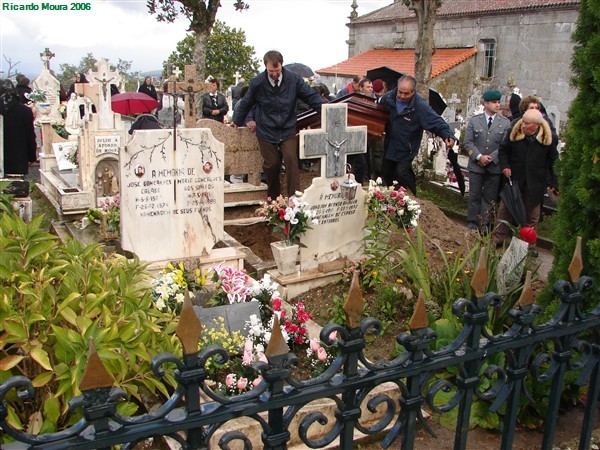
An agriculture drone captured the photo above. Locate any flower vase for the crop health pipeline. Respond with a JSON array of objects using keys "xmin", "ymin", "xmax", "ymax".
[
  {"xmin": 36, "ymin": 103, "xmax": 51, "ymax": 118},
  {"xmin": 271, "ymin": 241, "xmax": 299, "ymax": 275}
]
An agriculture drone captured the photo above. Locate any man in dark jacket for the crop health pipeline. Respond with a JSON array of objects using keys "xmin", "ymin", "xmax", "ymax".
[
  {"xmin": 201, "ymin": 78, "xmax": 229, "ymax": 123},
  {"xmin": 1, "ymin": 79, "xmax": 37, "ymax": 177},
  {"xmin": 492, "ymin": 108, "xmax": 559, "ymax": 250},
  {"xmin": 379, "ymin": 75, "xmax": 455, "ymax": 194},
  {"xmin": 233, "ymin": 50, "xmax": 324, "ymax": 198}
]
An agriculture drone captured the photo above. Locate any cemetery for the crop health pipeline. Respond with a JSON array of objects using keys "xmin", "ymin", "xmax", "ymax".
[{"xmin": 0, "ymin": 41, "xmax": 599, "ymax": 449}]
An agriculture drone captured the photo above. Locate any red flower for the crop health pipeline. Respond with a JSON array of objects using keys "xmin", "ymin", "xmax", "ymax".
[{"xmin": 519, "ymin": 226, "xmax": 537, "ymax": 244}]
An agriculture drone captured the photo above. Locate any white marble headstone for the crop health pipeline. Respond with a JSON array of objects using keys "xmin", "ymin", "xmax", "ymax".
[
  {"xmin": 52, "ymin": 142, "xmax": 78, "ymax": 171},
  {"xmin": 298, "ymin": 103, "xmax": 368, "ymax": 270},
  {"xmin": 120, "ymin": 128, "xmax": 224, "ymax": 262},
  {"xmin": 32, "ymin": 69, "xmax": 62, "ymax": 122}
]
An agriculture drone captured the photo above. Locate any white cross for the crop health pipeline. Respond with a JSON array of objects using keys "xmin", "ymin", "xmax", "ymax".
[
  {"xmin": 233, "ymin": 70, "xmax": 242, "ymax": 84},
  {"xmin": 172, "ymin": 67, "xmax": 182, "ymax": 80},
  {"xmin": 448, "ymin": 93, "xmax": 461, "ymax": 107}
]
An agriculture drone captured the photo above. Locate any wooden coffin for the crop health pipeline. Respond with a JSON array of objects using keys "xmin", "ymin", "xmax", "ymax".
[{"xmin": 296, "ymin": 93, "xmax": 388, "ymax": 138}]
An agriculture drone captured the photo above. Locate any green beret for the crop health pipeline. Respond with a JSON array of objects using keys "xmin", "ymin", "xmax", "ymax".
[{"xmin": 482, "ymin": 89, "xmax": 502, "ymax": 101}]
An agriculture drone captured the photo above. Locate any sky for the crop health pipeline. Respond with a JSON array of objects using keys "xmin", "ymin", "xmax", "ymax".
[{"xmin": 0, "ymin": 0, "xmax": 391, "ymax": 80}]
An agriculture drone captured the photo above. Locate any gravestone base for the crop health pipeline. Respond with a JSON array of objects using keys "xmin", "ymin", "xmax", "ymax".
[
  {"xmin": 268, "ymin": 267, "xmax": 344, "ymax": 300},
  {"xmin": 38, "ymin": 168, "xmax": 92, "ymax": 216},
  {"xmin": 10, "ymin": 198, "xmax": 32, "ymax": 223},
  {"xmin": 224, "ymin": 181, "xmax": 268, "ymax": 207},
  {"xmin": 145, "ymin": 247, "xmax": 246, "ymax": 275}
]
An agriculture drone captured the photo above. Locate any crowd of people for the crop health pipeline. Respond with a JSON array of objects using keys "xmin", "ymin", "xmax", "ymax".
[{"xmin": 2, "ymin": 54, "xmax": 558, "ymax": 252}]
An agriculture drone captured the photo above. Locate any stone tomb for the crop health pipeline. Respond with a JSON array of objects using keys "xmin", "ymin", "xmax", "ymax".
[
  {"xmin": 196, "ymin": 119, "xmax": 267, "ymax": 207},
  {"xmin": 120, "ymin": 128, "xmax": 243, "ymax": 270},
  {"xmin": 271, "ymin": 103, "xmax": 368, "ymax": 298}
]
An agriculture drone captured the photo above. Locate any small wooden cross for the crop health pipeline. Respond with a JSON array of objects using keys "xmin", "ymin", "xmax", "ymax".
[{"xmin": 300, "ymin": 104, "xmax": 367, "ymax": 178}]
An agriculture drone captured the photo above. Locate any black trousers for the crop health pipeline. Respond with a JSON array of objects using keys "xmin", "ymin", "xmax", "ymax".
[{"xmin": 381, "ymin": 158, "xmax": 416, "ymax": 194}]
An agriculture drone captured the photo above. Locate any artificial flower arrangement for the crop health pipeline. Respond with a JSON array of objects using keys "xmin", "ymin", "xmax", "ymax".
[
  {"xmin": 25, "ymin": 89, "xmax": 47, "ymax": 103},
  {"xmin": 151, "ymin": 262, "xmax": 209, "ymax": 313},
  {"xmin": 85, "ymin": 195, "xmax": 121, "ymax": 239},
  {"xmin": 366, "ymin": 178, "xmax": 421, "ymax": 231},
  {"xmin": 256, "ymin": 194, "xmax": 318, "ymax": 245}
]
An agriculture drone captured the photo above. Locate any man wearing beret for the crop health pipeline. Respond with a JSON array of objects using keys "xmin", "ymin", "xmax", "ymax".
[{"xmin": 464, "ymin": 89, "xmax": 510, "ymax": 233}]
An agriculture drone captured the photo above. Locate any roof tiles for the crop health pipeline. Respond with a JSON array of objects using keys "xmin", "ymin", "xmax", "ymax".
[
  {"xmin": 353, "ymin": 0, "xmax": 579, "ymax": 24},
  {"xmin": 316, "ymin": 47, "xmax": 477, "ymax": 79}
]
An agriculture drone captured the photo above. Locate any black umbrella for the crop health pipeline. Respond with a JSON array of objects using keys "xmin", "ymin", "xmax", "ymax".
[
  {"xmin": 428, "ymin": 88, "xmax": 447, "ymax": 116},
  {"xmin": 499, "ymin": 177, "xmax": 526, "ymax": 227},
  {"xmin": 283, "ymin": 63, "xmax": 314, "ymax": 78},
  {"xmin": 447, "ymin": 148, "xmax": 466, "ymax": 196},
  {"xmin": 366, "ymin": 66, "xmax": 404, "ymax": 89},
  {"xmin": 365, "ymin": 66, "xmax": 447, "ymax": 114}
]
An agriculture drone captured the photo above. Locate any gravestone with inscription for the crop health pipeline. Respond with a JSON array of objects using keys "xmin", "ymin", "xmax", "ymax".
[
  {"xmin": 32, "ymin": 48, "xmax": 62, "ymax": 123},
  {"xmin": 298, "ymin": 103, "xmax": 367, "ymax": 271},
  {"xmin": 120, "ymin": 128, "xmax": 225, "ymax": 262}
]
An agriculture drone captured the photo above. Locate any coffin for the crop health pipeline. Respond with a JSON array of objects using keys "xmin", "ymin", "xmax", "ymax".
[{"xmin": 296, "ymin": 92, "xmax": 388, "ymax": 138}]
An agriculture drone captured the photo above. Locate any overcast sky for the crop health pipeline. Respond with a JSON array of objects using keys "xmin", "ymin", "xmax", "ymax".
[{"xmin": 1, "ymin": 0, "xmax": 390, "ymax": 80}]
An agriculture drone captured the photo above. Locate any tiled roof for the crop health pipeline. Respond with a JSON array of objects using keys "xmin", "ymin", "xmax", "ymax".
[
  {"xmin": 353, "ymin": 0, "xmax": 580, "ymax": 24},
  {"xmin": 316, "ymin": 47, "xmax": 477, "ymax": 79}
]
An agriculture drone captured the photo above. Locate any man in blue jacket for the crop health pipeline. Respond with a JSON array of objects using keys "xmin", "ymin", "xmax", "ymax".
[
  {"xmin": 233, "ymin": 50, "xmax": 324, "ymax": 199},
  {"xmin": 380, "ymin": 75, "xmax": 455, "ymax": 194}
]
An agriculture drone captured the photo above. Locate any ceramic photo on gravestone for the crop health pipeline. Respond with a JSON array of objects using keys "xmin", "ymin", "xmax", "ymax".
[
  {"xmin": 120, "ymin": 128, "xmax": 224, "ymax": 262},
  {"xmin": 52, "ymin": 142, "xmax": 78, "ymax": 171},
  {"xmin": 94, "ymin": 158, "xmax": 120, "ymax": 205},
  {"xmin": 299, "ymin": 103, "xmax": 368, "ymax": 271}
]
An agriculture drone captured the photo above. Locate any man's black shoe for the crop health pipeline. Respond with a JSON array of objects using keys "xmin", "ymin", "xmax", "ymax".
[{"xmin": 2, "ymin": 181, "xmax": 29, "ymax": 198}]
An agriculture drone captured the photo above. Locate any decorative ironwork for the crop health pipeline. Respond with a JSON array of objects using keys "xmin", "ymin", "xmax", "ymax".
[{"xmin": 1, "ymin": 240, "xmax": 599, "ymax": 449}]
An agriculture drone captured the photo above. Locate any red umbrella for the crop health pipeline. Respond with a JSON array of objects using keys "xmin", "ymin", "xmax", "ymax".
[{"xmin": 111, "ymin": 92, "xmax": 160, "ymax": 115}]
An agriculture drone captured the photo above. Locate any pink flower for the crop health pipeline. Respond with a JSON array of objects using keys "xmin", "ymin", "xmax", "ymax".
[
  {"xmin": 317, "ymin": 347, "xmax": 328, "ymax": 362},
  {"xmin": 225, "ymin": 374, "xmax": 236, "ymax": 387},
  {"xmin": 242, "ymin": 350, "xmax": 253, "ymax": 365},
  {"xmin": 272, "ymin": 298, "xmax": 282, "ymax": 310},
  {"xmin": 329, "ymin": 331, "xmax": 337, "ymax": 341},
  {"xmin": 257, "ymin": 352, "xmax": 268, "ymax": 363},
  {"xmin": 310, "ymin": 338, "xmax": 321, "ymax": 352},
  {"xmin": 244, "ymin": 340, "xmax": 253, "ymax": 353},
  {"xmin": 237, "ymin": 377, "xmax": 248, "ymax": 390},
  {"xmin": 252, "ymin": 376, "xmax": 263, "ymax": 387},
  {"xmin": 389, "ymin": 190, "xmax": 399, "ymax": 199}
]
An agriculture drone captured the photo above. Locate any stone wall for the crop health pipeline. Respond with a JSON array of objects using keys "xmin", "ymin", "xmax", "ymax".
[{"xmin": 348, "ymin": 7, "xmax": 579, "ymax": 122}]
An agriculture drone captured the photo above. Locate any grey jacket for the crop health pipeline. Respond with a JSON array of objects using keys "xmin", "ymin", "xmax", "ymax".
[{"xmin": 463, "ymin": 113, "xmax": 510, "ymax": 175}]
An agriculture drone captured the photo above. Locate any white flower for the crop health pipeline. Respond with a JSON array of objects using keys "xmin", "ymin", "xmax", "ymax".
[
  {"xmin": 155, "ymin": 298, "xmax": 166, "ymax": 310},
  {"xmin": 175, "ymin": 292, "xmax": 185, "ymax": 303},
  {"xmin": 255, "ymin": 343, "xmax": 264, "ymax": 353},
  {"xmin": 290, "ymin": 217, "xmax": 299, "ymax": 225}
]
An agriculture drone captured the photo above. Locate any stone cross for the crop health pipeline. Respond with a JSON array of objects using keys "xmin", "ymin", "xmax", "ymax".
[
  {"xmin": 443, "ymin": 93, "xmax": 461, "ymax": 122},
  {"xmin": 172, "ymin": 66, "xmax": 182, "ymax": 80},
  {"xmin": 40, "ymin": 48, "xmax": 55, "ymax": 70},
  {"xmin": 87, "ymin": 58, "xmax": 122, "ymax": 129},
  {"xmin": 300, "ymin": 104, "xmax": 367, "ymax": 177},
  {"xmin": 233, "ymin": 70, "xmax": 242, "ymax": 84},
  {"xmin": 163, "ymin": 64, "xmax": 209, "ymax": 128}
]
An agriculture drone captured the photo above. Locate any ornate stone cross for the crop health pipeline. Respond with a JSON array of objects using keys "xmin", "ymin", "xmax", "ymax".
[
  {"xmin": 40, "ymin": 47, "xmax": 55, "ymax": 70},
  {"xmin": 299, "ymin": 104, "xmax": 367, "ymax": 178},
  {"xmin": 163, "ymin": 64, "xmax": 209, "ymax": 128},
  {"xmin": 87, "ymin": 58, "xmax": 122, "ymax": 129}
]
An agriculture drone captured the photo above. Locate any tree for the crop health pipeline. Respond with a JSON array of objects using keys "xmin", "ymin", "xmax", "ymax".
[
  {"xmin": 148, "ymin": 0, "xmax": 250, "ymax": 81},
  {"xmin": 540, "ymin": 0, "xmax": 600, "ymax": 310},
  {"xmin": 57, "ymin": 54, "xmax": 134, "ymax": 91},
  {"xmin": 2, "ymin": 55, "xmax": 21, "ymax": 78},
  {"xmin": 164, "ymin": 20, "xmax": 259, "ymax": 88},
  {"xmin": 402, "ymin": 0, "xmax": 443, "ymax": 99}
]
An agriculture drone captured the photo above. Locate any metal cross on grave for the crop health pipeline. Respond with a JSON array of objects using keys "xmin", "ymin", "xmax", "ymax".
[
  {"xmin": 163, "ymin": 64, "xmax": 209, "ymax": 128},
  {"xmin": 299, "ymin": 103, "xmax": 367, "ymax": 178}
]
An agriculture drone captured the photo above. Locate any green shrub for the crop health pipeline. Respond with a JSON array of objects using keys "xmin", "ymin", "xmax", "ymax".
[{"xmin": 0, "ymin": 213, "xmax": 180, "ymax": 440}]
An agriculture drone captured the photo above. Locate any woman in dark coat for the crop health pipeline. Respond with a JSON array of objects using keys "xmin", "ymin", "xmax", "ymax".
[
  {"xmin": 138, "ymin": 76, "xmax": 158, "ymax": 100},
  {"xmin": 1, "ymin": 80, "xmax": 37, "ymax": 175},
  {"xmin": 15, "ymin": 76, "xmax": 32, "ymax": 104}
]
